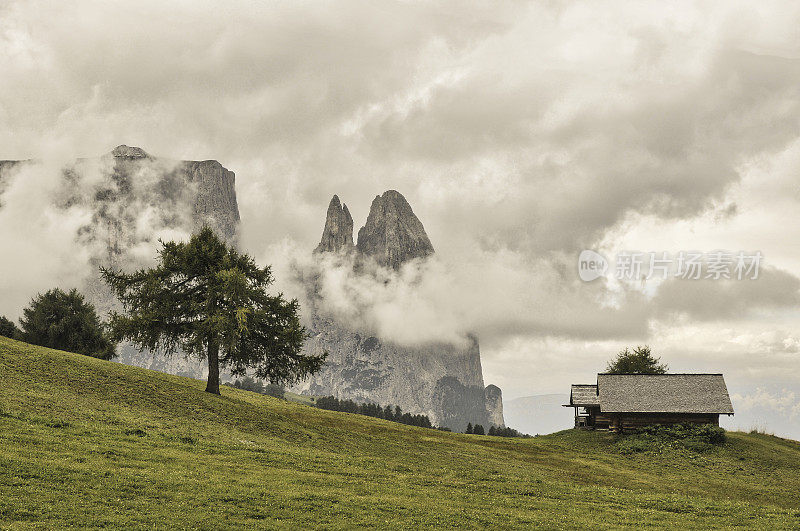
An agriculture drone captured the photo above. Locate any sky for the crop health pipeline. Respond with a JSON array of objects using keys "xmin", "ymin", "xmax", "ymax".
[{"xmin": 2, "ymin": 1, "xmax": 800, "ymax": 437}]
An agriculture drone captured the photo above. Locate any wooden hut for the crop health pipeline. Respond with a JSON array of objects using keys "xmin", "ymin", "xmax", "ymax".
[{"xmin": 565, "ymin": 374, "xmax": 734, "ymax": 431}]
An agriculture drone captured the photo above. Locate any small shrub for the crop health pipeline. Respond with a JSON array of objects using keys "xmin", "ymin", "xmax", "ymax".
[
  {"xmin": 0, "ymin": 315, "xmax": 20, "ymax": 339},
  {"xmin": 632, "ymin": 424, "xmax": 725, "ymax": 443},
  {"xmin": 695, "ymin": 424, "xmax": 726, "ymax": 444},
  {"xmin": 681, "ymin": 437, "xmax": 713, "ymax": 453},
  {"xmin": 263, "ymin": 383, "xmax": 285, "ymax": 399},
  {"xmin": 619, "ymin": 424, "xmax": 726, "ymax": 454},
  {"xmin": 230, "ymin": 378, "xmax": 285, "ymax": 399},
  {"xmin": 617, "ymin": 437, "xmax": 650, "ymax": 455},
  {"xmin": 749, "ymin": 425, "xmax": 772, "ymax": 436},
  {"xmin": 124, "ymin": 428, "xmax": 147, "ymax": 437}
]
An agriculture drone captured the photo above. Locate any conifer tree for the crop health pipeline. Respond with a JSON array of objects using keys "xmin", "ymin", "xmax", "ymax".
[{"xmin": 102, "ymin": 227, "xmax": 325, "ymax": 394}]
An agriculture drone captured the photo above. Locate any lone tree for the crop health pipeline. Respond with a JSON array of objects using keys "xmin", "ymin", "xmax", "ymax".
[
  {"xmin": 606, "ymin": 345, "xmax": 667, "ymax": 374},
  {"xmin": 101, "ymin": 227, "xmax": 326, "ymax": 394},
  {"xmin": 18, "ymin": 288, "xmax": 116, "ymax": 359}
]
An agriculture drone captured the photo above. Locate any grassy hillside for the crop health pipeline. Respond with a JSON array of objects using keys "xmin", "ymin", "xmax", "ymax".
[{"xmin": 2, "ymin": 337, "xmax": 800, "ymax": 529}]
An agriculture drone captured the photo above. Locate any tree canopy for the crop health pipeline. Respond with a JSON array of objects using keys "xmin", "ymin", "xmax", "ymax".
[
  {"xmin": 605, "ymin": 345, "xmax": 668, "ymax": 374},
  {"xmin": 101, "ymin": 227, "xmax": 326, "ymax": 394},
  {"xmin": 18, "ymin": 288, "xmax": 116, "ymax": 360}
]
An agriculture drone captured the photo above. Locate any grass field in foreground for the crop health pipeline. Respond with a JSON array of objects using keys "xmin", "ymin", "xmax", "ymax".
[{"xmin": 2, "ymin": 336, "xmax": 800, "ymax": 529}]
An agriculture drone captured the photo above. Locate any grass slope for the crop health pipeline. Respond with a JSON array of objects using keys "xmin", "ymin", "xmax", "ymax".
[{"xmin": 1, "ymin": 337, "xmax": 800, "ymax": 529}]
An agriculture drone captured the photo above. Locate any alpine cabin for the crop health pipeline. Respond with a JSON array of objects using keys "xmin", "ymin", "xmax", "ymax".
[{"xmin": 565, "ymin": 373, "xmax": 734, "ymax": 431}]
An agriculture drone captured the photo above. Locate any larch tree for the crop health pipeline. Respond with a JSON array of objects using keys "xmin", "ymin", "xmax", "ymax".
[{"xmin": 101, "ymin": 227, "xmax": 326, "ymax": 394}]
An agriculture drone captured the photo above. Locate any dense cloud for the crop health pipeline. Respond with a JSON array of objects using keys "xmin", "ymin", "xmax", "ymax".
[
  {"xmin": 0, "ymin": 156, "xmax": 195, "ymax": 319},
  {"xmin": 2, "ymin": 1, "xmax": 800, "ymax": 435}
]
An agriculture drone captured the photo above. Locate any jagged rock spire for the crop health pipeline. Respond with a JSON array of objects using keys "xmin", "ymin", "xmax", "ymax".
[
  {"xmin": 315, "ymin": 195, "xmax": 354, "ymax": 254},
  {"xmin": 356, "ymin": 190, "xmax": 434, "ymax": 270}
]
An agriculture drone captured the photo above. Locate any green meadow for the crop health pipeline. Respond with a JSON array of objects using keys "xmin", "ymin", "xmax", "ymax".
[{"xmin": 2, "ymin": 336, "xmax": 800, "ymax": 529}]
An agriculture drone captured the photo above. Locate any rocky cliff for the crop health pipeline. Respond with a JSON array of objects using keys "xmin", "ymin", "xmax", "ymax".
[
  {"xmin": 296, "ymin": 316, "xmax": 488, "ymax": 429},
  {"xmin": 0, "ymin": 145, "xmax": 239, "ymax": 244},
  {"xmin": 294, "ymin": 190, "xmax": 504, "ymax": 431},
  {"xmin": 1, "ymin": 151, "xmax": 504, "ymax": 430},
  {"xmin": 0, "ymin": 145, "xmax": 240, "ymax": 375},
  {"xmin": 484, "ymin": 384, "xmax": 505, "ymax": 428},
  {"xmin": 101, "ymin": 145, "xmax": 240, "ymax": 242}
]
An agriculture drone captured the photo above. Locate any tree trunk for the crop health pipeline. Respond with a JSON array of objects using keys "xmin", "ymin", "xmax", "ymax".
[{"xmin": 206, "ymin": 339, "xmax": 220, "ymax": 395}]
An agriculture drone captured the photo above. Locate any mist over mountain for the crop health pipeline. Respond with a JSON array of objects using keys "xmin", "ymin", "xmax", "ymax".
[
  {"xmin": 0, "ymin": 146, "xmax": 241, "ymax": 376},
  {"xmin": 356, "ymin": 190, "xmax": 435, "ymax": 270},
  {"xmin": 0, "ymin": 149, "xmax": 500, "ymax": 429},
  {"xmin": 296, "ymin": 190, "xmax": 503, "ymax": 430},
  {"xmin": 0, "ymin": 146, "xmax": 239, "ymax": 315}
]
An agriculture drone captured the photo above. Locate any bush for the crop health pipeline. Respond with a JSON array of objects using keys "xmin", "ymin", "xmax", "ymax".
[
  {"xmin": 231, "ymin": 376, "xmax": 264, "ymax": 393},
  {"xmin": 0, "ymin": 316, "xmax": 20, "ymax": 339},
  {"xmin": 263, "ymin": 383, "xmax": 285, "ymax": 399},
  {"xmin": 681, "ymin": 437, "xmax": 713, "ymax": 453},
  {"xmin": 230, "ymin": 377, "xmax": 285, "ymax": 399},
  {"xmin": 616, "ymin": 424, "xmax": 727, "ymax": 454},
  {"xmin": 617, "ymin": 437, "xmax": 650, "ymax": 455},
  {"xmin": 18, "ymin": 288, "xmax": 116, "ymax": 360},
  {"xmin": 634, "ymin": 424, "xmax": 726, "ymax": 445},
  {"xmin": 696, "ymin": 424, "xmax": 727, "ymax": 445}
]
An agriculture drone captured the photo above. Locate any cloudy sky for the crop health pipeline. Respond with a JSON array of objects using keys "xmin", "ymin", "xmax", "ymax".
[{"xmin": 2, "ymin": 1, "xmax": 800, "ymax": 437}]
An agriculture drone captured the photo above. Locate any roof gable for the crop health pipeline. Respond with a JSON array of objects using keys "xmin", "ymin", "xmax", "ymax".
[
  {"xmin": 570, "ymin": 384, "xmax": 599, "ymax": 406},
  {"xmin": 597, "ymin": 374, "xmax": 734, "ymax": 414}
]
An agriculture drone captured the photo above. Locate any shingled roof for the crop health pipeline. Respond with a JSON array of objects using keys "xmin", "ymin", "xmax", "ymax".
[
  {"xmin": 597, "ymin": 374, "xmax": 734, "ymax": 414},
  {"xmin": 570, "ymin": 384, "xmax": 599, "ymax": 406}
]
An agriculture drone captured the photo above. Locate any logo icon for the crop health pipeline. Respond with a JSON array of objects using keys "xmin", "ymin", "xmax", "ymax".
[{"xmin": 578, "ymin": 250, "xmax": 608, "ymax": 282}]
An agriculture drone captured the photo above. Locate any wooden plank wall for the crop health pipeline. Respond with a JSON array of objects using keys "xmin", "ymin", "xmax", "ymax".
[{"xmin": 610, "ymin": 413, "xmax": 719, "ymax": 431}]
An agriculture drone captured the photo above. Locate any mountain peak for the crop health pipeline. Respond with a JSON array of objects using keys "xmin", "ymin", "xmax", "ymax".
[
  {"xmin": 314, "ymin": 195, "xmax": 354, "ymax": 254},
  {"xmin": 356, "ymin": 190, "xmax": 434, "ymax": 270},
  {"xmin": 110, "ymin": 145, "xmax": 149, "ymax": 159}
]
